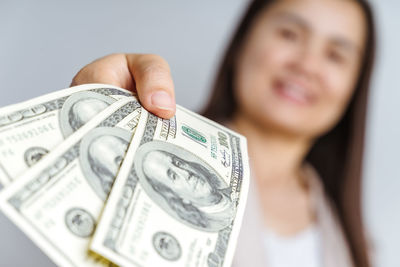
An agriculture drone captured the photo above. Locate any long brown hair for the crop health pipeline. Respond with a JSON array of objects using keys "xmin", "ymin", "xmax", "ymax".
[{"xmin": 202, "ymin": 1, "xmax": 376, "ymax": 267}]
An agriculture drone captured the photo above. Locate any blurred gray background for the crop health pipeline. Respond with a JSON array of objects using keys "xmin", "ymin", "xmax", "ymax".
[{"xmin": 0, "ymin": 0, "xmax": 398, "ymax": 266}]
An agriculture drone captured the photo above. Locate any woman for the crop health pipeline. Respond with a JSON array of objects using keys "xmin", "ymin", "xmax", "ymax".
[{"xmin": 71, "ymin": 0, "xmax": 375, "ymax": 266}]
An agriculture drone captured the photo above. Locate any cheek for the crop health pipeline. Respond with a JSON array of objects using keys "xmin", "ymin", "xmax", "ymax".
[
  {"xmin": 235, "ymin": 39, "xmax": 288, "ymax": 111},
  {"xmin": 316, "ymin": 71, "xmax": 356, "ymax": 132},
  {"xmin": 173, "ymin": 177, "xmax": 190, "ymax": 193},
  {"xmin": 241, "ymin": 32, "xmax": 295, "ymax": 75}
]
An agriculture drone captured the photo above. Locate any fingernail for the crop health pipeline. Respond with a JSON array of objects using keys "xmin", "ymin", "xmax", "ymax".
[{"xmin": 151, "ymin": 91, "xmax": 174, "ymax": 111}]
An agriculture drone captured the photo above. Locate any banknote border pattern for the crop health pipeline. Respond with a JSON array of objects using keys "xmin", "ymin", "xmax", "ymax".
[
  {"xmin": 7, "ymin": 101, "xmax": 139, "ymax": 210},
  {"xmin": 102, "ymin": 109, "xmax": 245, "ymax": 267},
  {"xmin": 0, "ymin": 88, "xmax": 131, "ymax": 128}
]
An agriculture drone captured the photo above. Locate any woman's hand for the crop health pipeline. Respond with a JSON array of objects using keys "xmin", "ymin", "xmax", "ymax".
[{"xmin": 71, "ymin": 53, "xmax": 176, "ymax": 119}]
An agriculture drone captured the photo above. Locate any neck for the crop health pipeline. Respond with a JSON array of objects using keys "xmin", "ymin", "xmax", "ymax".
[{"xmin": 230, "ymin": 114, "xmax": 313, "ymax": 188}]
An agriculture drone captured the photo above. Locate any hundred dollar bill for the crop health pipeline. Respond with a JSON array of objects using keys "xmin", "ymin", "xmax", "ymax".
[
  {"xmin": 0, "ymin": 83, "xmax": 132, "ymax": 186},
  {"xmin": 0, "ymin": 97, "xmax": 143, "ymax": 267},
  {"xmin": 91, "ymin": 105, "xmax": 250, "ymax": 267}
]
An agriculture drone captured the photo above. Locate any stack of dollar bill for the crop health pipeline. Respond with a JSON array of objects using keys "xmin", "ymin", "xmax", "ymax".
[{"xmin": 0, "ymin": 84, "xmax": 249, "ymax": 267}]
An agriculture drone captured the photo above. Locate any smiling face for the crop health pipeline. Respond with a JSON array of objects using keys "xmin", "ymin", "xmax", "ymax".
[
  {"xmin": 234, "ymin": 0, "xmax": 367, "ymax": 138},
  {"xmin": 142, "ymin": 150, "xmax": 218, "ymax": 206}
]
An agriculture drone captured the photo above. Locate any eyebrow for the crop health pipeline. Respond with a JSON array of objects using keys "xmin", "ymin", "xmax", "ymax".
[
  {"xmin": 329, "ymin": 37, "xmax": 360, "ymax": 54},
  {"xmin": 273, "ymin": 11, "xmax": 310, "ymax": 31},
  {"xmin": 273, "ymin": 11, "xmax": 361, "ymax": 54}
]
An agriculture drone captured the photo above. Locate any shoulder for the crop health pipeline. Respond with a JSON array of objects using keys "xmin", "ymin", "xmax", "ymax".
[
  {"xmin": 303, "ymin": 162, "xmax": 355, "ymax": 267},
  {"xmin": 302, "ymin": 162, "xmax": 340, "ymax": 228}
]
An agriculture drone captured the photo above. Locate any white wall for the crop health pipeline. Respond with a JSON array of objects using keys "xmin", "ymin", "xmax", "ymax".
[
  {"xmin": 364, "ymin": 1, "xmax": 400, "ymax": 266},
  {"xmin": 0, "ymin": 1, "xmax": 398, "ymax": 266}
]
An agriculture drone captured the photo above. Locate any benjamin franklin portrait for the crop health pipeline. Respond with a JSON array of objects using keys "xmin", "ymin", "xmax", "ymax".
[
  {"xmin": 134, "ymin": 140, "xmax": 235, "ymax": 232},
  {"xmin": 80, "ymin": 127, "xmax": 132, "ymax": 200},
  {"xmin": 59, "ymin": 91, "xmax": 116, "ymax": 137}
]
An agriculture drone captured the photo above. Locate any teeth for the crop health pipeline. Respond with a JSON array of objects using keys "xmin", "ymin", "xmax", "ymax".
[{"xmin": 281, "ymin": 82, "xmax": 308, "ymax": 103}]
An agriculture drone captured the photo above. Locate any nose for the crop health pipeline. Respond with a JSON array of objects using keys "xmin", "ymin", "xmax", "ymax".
[
  {"xmin": 293, "ymin": 40, "xmax": 322, "ymax": 79},
  {"xmin": 172, "ymin": 165, "xmax": 190, "ymax": 180}
]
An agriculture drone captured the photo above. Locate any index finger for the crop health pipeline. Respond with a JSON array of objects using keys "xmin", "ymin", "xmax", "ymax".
[{"xmin": 71, "ymin": 53, "xmax": 176, "ymax": 119}]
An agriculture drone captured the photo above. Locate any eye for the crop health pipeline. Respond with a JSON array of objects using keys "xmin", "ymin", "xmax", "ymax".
[
  {"xmin": 278, "ymin": 27, "xmax": 299, "ymax": 42},
  {"xmin": 173, "ymin": 157, "xmax": 183, "ymax": 167},
  {"xmin": 327, "ymin": 49, "xmax": 346, "ymax": 65},
  {"xmin": 167, "ymin": 169, "xmax": 177, "ymax": 181}
]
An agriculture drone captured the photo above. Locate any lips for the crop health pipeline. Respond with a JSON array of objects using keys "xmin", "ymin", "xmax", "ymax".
[{"xmin": 273, "ymin": 78, "xmax": 316, "ymax": 105}]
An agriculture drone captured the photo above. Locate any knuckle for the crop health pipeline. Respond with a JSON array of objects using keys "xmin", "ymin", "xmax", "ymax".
[
  {"xmin": 71, "ymin": 64, "xmax": 107, "ymax": 84},
  {"xmin": 143, "ymin": 53, "xmax": 168, "ymax": 63},
  {"xmin": 140, "ymin": 66, "xmax": 172, "ymax": 89},
  {"xmin": 141, "ymin": 63, "xmax": 169, "ymax": 78},
  {"xmin": 71, "ymin": 67, "xmax": 88, "ymax": 85},
  {"xmin": 140, "ymin": 54, "xmax": 170, "ymax": 71}
]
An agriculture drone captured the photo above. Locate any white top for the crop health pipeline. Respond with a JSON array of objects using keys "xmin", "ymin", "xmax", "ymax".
[
  {"xmin": 262, "ymin": 225, "xmax": 323, "ymax": 267},
  {"xmin": 232, "ymin": 165, "xmax": 353, "ymax": 267}
]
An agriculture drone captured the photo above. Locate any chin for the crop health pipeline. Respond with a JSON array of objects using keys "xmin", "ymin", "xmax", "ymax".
[
  {"xmin": 257, "ymin": 112, "xmax": 325, "ymax": 139},
  {"xmin": 261, "ymin": 97, "xmax": 338, "ymax": 135}
]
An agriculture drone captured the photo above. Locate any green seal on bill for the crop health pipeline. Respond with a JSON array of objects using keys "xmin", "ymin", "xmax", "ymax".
[{"xmin": 182, "ymin": 125, "xmax": 207, "ymax": 144}]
